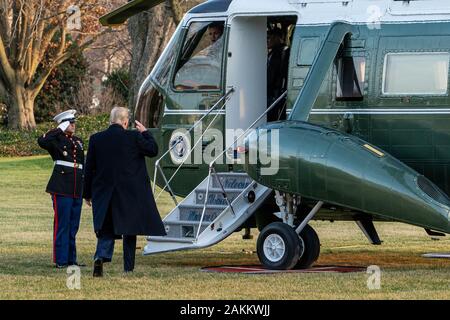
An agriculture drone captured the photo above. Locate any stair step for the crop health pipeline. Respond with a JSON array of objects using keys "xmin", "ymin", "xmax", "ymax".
[
  {"xmin": 178, "ymin": 204, "xmax": 226, "ymax": 222},
  {"xmin": 165, "ymin": 220, "xmax": 211, "ymax": 226},
  {"xmin": 163, "ymin": 221, "xmax": 211, "ymax": 238},
  {"xmin": 214, "ymin": 172, "xmax": 247, "ymax": 176},
  {"xmin": 178, "ymin": 204, "xmax": 227, "ymax": 210},
  {"xmin": 211, "ymin": 174, "xmax": 253, "ymax": 189},
  {"xmin": 196, "ymin": 187, "xmax": 245, "ymax": 193},
  {"xmin": 195, "ymin": 188, "xmax": 242, "ymax": 205},
  {"xmin": 147, "ymin": 236, "xmax": 195, "ymax": 243}
]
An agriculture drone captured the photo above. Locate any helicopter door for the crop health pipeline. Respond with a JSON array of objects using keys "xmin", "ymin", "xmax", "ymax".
[
  {"xmin": 157, "ymin": 20, "xmax": 227, "ymax": 196},
  {"xmin": 225, "ymin": 16, "xmax": 268, "ymax": 150}
]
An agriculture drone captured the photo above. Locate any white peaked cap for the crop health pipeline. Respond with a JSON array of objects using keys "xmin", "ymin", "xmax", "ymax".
[{"xmin": 53, "ymin": 110, "xmax": 77, "ymax": 124}]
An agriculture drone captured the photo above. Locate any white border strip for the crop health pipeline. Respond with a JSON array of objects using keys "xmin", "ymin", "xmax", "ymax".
[
  {"xmin": 311, "ymin": 108, "xmax": 450, "ymax": 115},
  {"xmin": 164, "ymin": 110, "xmax": 226, "ymax": 115},
  {"xmin": 163, "ymin": 109, "xmax": 450, "ymax": 116}
]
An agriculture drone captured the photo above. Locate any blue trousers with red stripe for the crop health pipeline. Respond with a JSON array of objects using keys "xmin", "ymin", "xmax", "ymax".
[{"xmin": 51, "ymin": 194, "xmax": 82, "ymax": 266}]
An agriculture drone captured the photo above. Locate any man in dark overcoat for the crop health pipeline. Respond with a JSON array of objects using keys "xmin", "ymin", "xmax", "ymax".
[{"xmin": 83, "ymin": 106, "xmax": 166, "ymax": 276}]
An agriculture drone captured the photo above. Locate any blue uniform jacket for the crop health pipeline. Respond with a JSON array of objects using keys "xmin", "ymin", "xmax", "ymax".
[{"xmin": 37, "ymin": 128, "xmax": 85, "ymax": 198}]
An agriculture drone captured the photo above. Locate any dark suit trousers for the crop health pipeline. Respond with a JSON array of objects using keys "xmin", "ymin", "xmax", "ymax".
[{"xmin": 94, "ymin": 206, "xmax": 137, "ymax": 272}]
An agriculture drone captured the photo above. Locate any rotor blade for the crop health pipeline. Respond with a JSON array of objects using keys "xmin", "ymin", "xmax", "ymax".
[{"xmin": 99, "ymin": 0, "xmax": 165, "ymax": 26}]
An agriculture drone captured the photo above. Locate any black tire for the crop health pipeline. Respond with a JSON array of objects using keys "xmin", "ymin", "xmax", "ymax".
[
  {"xmin": 295, "ymin": 224, "xmax": 320, "ymax": 269},
  {"xmin": 257, "ymin": 222, "xmax": 301, "ymax": 270}
]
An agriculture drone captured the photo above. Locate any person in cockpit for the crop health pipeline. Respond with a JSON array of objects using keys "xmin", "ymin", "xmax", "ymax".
[{"xmin": 199, "ymin": 22, "xmax": 224, "ymax": 59}]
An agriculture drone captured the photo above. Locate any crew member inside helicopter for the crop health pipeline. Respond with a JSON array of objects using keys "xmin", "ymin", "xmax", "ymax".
[{"xmin": 267, "ymin": 26, "xmax": 290, "ymax": 122}]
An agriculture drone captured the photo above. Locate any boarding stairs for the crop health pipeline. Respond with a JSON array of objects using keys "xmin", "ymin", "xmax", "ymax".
[
  {"xmin": 144, "ymin": 172, "xmax": 271, "ymax": 254},
  {"xmin": 144, "ymin": 89, "xmax": 287, "ymax": 255}
]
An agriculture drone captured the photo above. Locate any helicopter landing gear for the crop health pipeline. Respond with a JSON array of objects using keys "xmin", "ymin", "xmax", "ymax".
[
  {"xmin": 256, "ymin": 192, "xmax": 323, "ymax": 270},
  {"xmin": 257, "ymin": 222, "xmax": 301, "ymax": 270},
  {"xmin": 294, "ymin": 224, "xmax": 320, "ymax": 269},
  {"xmin": 242, "ymin": 227, "xmax": 253, "ymax": 240}
]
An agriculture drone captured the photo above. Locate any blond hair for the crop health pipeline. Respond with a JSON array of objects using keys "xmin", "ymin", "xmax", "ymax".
[{"xmin": 110, "ymin": 106, "xmax": 130, "ymax": 124}]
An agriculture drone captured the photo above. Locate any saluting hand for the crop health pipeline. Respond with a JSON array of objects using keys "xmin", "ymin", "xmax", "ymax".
[{"xmin": 135, "ymin": 120, "xmax": 147, "ymax": 133}]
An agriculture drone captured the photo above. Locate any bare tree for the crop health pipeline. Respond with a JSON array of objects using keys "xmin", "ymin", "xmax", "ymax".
[
  {"xmin": 87, "ymin": 27, "xmax": 131, "ymax": 76},
  {"xmin": 85, "ymin": 0, "xmax": 132, "ymax": 79},
  {"xmin": 0, "ymin": 0, "xmax": 107, "ymax": 130}
]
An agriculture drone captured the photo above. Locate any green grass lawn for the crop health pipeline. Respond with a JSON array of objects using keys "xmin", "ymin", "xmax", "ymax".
[{"xmin": 0, "ymin": 156, "xmax": 450, "ymax": 300}]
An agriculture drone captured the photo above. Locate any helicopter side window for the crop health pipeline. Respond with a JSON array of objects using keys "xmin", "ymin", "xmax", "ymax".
[
  {"xmin": 173, "ymin": 21, "xmax": 225, "ymax": 91},
  {"xmin": 383, "ymin": 52, "xmax": 449, "ymax": 95},
  {"xmin": 335, "ymin": 55, "xmax": 366, "ymax": 101}
]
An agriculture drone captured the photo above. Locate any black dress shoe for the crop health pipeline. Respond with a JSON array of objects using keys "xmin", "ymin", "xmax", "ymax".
[
  {"xmin": 55, "ymin": 264, "xmax": 68, "ymax": 269},
  {"xmin": 93, "ymin": 259, "xmax": 103, "ymax": 277}
]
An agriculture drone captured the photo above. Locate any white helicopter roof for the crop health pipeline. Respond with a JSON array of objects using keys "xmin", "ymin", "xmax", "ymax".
[{"xmin": 187, "ymin": 0, "xmax": 450, "ymax": 25}]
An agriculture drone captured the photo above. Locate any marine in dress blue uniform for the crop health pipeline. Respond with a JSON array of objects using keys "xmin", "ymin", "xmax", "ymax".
[{"xmin": 37, "ymin": 110, "xmax": 85, "ymax": 268}]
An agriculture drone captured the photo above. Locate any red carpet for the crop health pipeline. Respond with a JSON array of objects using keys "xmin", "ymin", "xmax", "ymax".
[{"xmin": 201, "ymin": 265, "xmax": 366, "ymax": 274}]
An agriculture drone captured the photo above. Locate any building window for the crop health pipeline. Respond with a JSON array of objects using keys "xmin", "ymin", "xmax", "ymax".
[
  {"xmin": 335, "ymin": 56, "xmax": 366, "ymax": 101},
  {"xmin": 383, "ymin": 52, "xmax": 449, "ymax": 95},
  {"xmin": 173, "ymin": 21, "xmax": 225, "ymax": 91}
]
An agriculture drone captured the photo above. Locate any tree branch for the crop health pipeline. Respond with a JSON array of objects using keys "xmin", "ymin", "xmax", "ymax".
[
  {"xmin": 29, "ymin": 56, "xmax": 67, "ymax": 99},
  {"xmin": 10, "ymin": 1, "xmax": 26, "ymax": 67},
  {"xmin": 20, "ymin": 1, "xmax": 45, "ymax": 68},
  {"xmin": 168, "ymin": 0, "xmax": 183, "ymax": 25},
  {"xmin": 33, "ymin": 24, "xmax": 58, "ymax": 69},
  {"xmin": 0, "ymin": 34, "xmax": 13, "ymax": 84},
  {"xmin": 16, "ymin": 3, "xmax": 31, "ymax": 67},
  {"xmin": 27, "ymin": 19, "xmax": 46, "ymax": 82},
  {"xmin": 0, "ymin": 0, "xmax": 10, "ymax": 45}
]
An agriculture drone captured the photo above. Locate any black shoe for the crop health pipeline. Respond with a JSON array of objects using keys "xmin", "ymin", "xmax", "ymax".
[
  {"xmin": 55, "ymin": 264, "xmax": 68, "ymax": 269},
  {"xmin": 93, "ymin": 259, "xmax": 103, "ymax": 277}
]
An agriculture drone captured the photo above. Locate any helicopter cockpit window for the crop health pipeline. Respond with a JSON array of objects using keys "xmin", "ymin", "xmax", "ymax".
[{"xmin": 173, "ymin": 21, "xmax": 225, "ymax": 91}]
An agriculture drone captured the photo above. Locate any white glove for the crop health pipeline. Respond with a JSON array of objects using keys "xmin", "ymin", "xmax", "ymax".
[{"xmin": 58, "ymin": 121, "xmax": 70, "ymax": 132}]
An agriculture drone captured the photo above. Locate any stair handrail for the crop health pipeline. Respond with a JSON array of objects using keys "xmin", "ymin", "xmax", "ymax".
[
  {"xmin": 153, "ymin": 87, "xmax": 235, "ymax": 205},
  {"xmin": 195, "ymin": 91, "xmax": 288, "ymax": 241}
]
